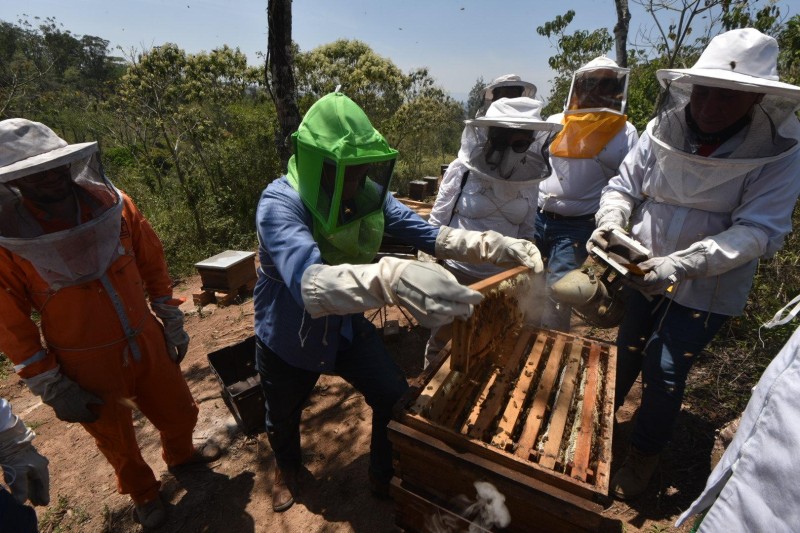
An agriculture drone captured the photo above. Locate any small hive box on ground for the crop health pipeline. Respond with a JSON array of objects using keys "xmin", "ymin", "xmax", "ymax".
[
  {"xmin": 207, "ymin": 336, "xmax": 265, "ymax": 434},
  {"xmin": 195, "ymin": 250, "xmax": 257, "ymax": 292},
  {"xmin": 389, "ymin": 266, "xmax": 619, "ymax": 532}
]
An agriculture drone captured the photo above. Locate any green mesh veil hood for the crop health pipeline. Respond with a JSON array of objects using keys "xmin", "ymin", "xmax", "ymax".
[
  {"xmin": 286, "ymin": 92, "xmax": 398, "ymax": 265},
  {"xmin": 287, "ymin": 92, "xmax": 397, "ymax": 194},
  {"xmin": 297, "ymin": 92, "xmax": 395, "ymax": 160}
]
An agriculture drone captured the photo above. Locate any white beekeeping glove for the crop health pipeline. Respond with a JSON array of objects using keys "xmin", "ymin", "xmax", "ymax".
[
  {"xmin": 588, "ymin": 190, "xmax": 634, "ymax": 254},
  {"xmin": 23, "ymin": 368, "xmax": 104, "ymax": 423},
  {"xmin": 301, "ymin": 257, "xmax": 483, "ymax": 328},
  {"xmin": 0, "ymin": 405, "xmax": 50, "ymax": 506},
  {"xmin": 627, "ymin": 224, "xmax": 767, "ymax": 296},
  {"xmin": 434, "ymin": 226, "xmax": 543, "ymax": 273},
  {"xmin": 151, "ymin": 298, "xmax": 190, "ymax": 364}
]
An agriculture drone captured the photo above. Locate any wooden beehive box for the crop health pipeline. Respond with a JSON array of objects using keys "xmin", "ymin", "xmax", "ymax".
[
  {"xmin": 389, "ymin": 267, "xmax": 619, "ymax": 532},
  {"xmin": 194, "ymin": 250, "xmax": 256, "ymax": 292}
]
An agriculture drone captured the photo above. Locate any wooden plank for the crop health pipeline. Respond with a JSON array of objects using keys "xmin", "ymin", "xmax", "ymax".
[
  {"xmin": 460, "ymin": 330, "xmax": 529, "ymax": 435},
  {"xmin": 192, "ymin": 290, "xmax": 215, "ymax": 306},
  {"xmin": 439, "ymin": 329, "xmax": 521, "ymax": 431},
  {"xmin": 594, "ymin": 344, "xmax": 617, "ymax": 492},
  {"xmin": 539, "ymin": 340, "xmax": 584, "ymax": 470},
  {"xmin": 466, "ymin": 265, "xmax": 529, "ymax": 293},
  {"xmin": 491, "ymin": 331, "xmax": 551, "ymax": 450},
  {"xmin": 515, "ymin": 334, "xmax": 567, "ymax": 459},
  {"xmin": 426, "ymin": 370, "xmax": 470, "ymax": 422},
  {"xmin": 389, "ymin": 421, "xmax": 620, "ymax": 532},
  {"xmin": 238, "ymin": 277, "xmax": 257, "ymax": 298},
  {"xmin": 409, "ymin": 348, "xmax": 453, "ymax": 416},
  {"xmin": 432, "ymin": 357, "xmax": 488, "ymax": 427},
  {"xmin": 393, "ymin": 326, "xmax": 618, "ymax": 500},
  {"xmin": 468, "ymin": 330, "xmax": 533, "ymax": 440},
  {"xmin": 392, "ymin": 412, "xmax": 601, "ymax": 500},
  {"xmin": 390, "ymin": 478, "xmax": 489, "ymax": 533},
  {"xmin": 571, "ymin": 343, "xmax": 601, "ymax": 482}
]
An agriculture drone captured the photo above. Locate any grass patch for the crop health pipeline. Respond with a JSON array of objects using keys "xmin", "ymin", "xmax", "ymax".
[
  {"xmin": 0, "ymin": 353, "xmax": 12, "ymax": 380},
  {"xmin": 38, "ymin": 495, "xmax": 91, "ymax": 533}
]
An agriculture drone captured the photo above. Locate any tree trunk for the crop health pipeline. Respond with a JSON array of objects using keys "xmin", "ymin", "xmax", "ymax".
[
  {"xmin": 614, "ymin": 0, "xmax": 631, "ymax": 67},
  {"xmin": 267, "ymin": 0, "xmax": 300, "ymax": 169}
]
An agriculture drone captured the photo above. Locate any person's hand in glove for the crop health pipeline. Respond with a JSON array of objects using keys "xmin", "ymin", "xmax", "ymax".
[
  {"xmin": 23, "ymin": 369, "xmax": 103, "ymax": 424},
  {"xmin": 434, "ymin": 226, "xmax": 543, "ymax": 273},
  {"xmin": 587, "ymin": 225, "xmax": 625, "ymax": 255},
  {"xmin": 392, "ymin": 262, "xmax": 484, "ymax": 327},
  {"xmin": 301, "ymin": 256, "xmax": 484, "ymax": 328},
  {"xmin": 151, "ymin": 297, "xmax": 190, "ymax": 364},
  {"xmin": 42, "ymin": 374, "xmax": 104, "ymax": 423},
  {"xmin": 0, "ymin": 407, "xmax": 50, "ymax": 506},
  {"xmin": 626, "ymin": 256, "xmax": 684, "ymax": 295},
  {"xmin": 587, "ymin": 209, "xmax": 628, "ymax": 255}
]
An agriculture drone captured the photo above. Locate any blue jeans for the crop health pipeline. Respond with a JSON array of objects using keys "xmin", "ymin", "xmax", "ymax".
[
  {"xmin": 616, "ymin": 289, "xmax": 728, "ymax": 454},
  {"xmin": 255, "ymin": 314, "xmax": 409, "ymax": 481},
  {"xmin": 534, "ymin": 212, "xmax": 595, "ymax": 331},
  {"xmin": 0, "ymin": 487, "xmax": 38, "ymax": 533}
]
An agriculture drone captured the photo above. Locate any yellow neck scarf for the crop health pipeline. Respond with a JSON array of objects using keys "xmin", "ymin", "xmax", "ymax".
[{"xmin": 549, "ymin": 112, "xmax": 627, "ymax": 159}]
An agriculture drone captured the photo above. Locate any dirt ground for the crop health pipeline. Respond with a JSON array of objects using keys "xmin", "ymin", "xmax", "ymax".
[{"xmin": 0, "ymin": 271, "xmax": 726, "ymax": 532}]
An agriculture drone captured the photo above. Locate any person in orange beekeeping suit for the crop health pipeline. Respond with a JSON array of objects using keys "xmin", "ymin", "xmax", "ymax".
[{"xmin": 0, "ymin": 119, "xmax": 221, "ymax": 529}]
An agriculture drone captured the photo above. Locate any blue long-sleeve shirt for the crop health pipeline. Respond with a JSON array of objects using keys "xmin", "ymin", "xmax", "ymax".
[{"xmin": 254, "ymin": 176, "xmax": 439, "ymax": 372}]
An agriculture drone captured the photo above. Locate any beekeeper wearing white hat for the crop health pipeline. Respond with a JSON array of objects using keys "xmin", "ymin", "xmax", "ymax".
[
  {"xmin": 475, "ymin": 74, "xmax": 538, "ymax": 117},
  {"xmin": 588, "ymin": 28, "xmax": 800, "ymax": 500},
  {"xmin": 0, "ymin": 119, "xmax": 221, "ymax": 528},
  {"xmin": 425, "ymin": 97, "xmax": 558, "ymax": 365},
  {"xmin": 536, "ymin": 56, "xmax": 639, "ymax": 332}
]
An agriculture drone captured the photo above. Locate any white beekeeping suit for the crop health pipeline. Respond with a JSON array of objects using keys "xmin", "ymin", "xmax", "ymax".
[
  {"xmin": 536, "ymin": 55, "xmax": 639, "ymax": 332},
  {"xmin": 597, "ymin": 29, "xmax": 800, "ymax": 314},
  {"xmin": 424, "ymin": 97, "xmax": 559, "ymax": 366},
  {"xmin": 429, "ymin": 97, "xmax": 561, "ymax": 281},
  {"xmin": 676, "ymin": 298, "xmax": 800, "ymax": 531},
  {"xmin": 589, "ymin": 28, "xmax": 800, "ymax": 502}
]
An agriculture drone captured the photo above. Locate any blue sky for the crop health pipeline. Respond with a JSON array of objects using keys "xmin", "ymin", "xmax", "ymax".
[{"xmin": 4, "ymin": 0, "xmax": 791, "ymax": 102}]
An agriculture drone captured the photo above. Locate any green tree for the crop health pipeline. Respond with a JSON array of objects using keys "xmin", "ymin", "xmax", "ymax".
[
  {"xmin": 777, "ymin": 14, "xmax": 800, "ymax": 85},
  {"xmin": 0, "ymin": 16, "xmax": 124, "ymax": 139},
  {"xmin": 624, "ymin": 51, "xmax": 666, "ymax": 131},
  {"xmin": 536, "ymin": 11, "xmax": 614, "ymax": 117},
  {"xmin": 721, "ymin": 0, "xmax": 783, "ymax": 37},
  {"xmin": 466, "ymin": 76, "xmax": 485, "ymax": 118},
  {"xmin": 0, "ymin": 19, "xmax": 49, "ymax": 117},
  {"xmin": 295, "ymin": 39, "xmax": 409, "ymax": 130},
  {"xmin": 110, "ymin": 44, "xmax": 263, "ymax": 251},
  {"xmin": 385, "ymin": 72, "xmax": 464, "ymax": 186},
  {"xmin": 295, "ymin": 39, "xmax": 462, "ymax": 191}
]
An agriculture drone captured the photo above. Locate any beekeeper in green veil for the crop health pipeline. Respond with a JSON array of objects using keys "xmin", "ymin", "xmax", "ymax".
[
  {"xmin": 287, "ymin": 91, "xmax": 398, "ymax": 265},
  {"xmin": 253, "ymin": 92, "xmax": 544, "ymax": 512}
]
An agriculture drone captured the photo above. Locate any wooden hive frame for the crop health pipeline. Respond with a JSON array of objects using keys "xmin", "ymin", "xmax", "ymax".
[
  {"xmin": 450, "ymin": 265, "xmax": 531, "ymax": 374},
  {"xmin": 400, "ymin": 326, "xmax": 616, "ymax": 497}
]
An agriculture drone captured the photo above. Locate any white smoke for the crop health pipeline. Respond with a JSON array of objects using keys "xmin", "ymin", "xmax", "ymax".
[
  {"xmin": 465, "ymin": 481, "xmax": 511, "ymax": 531},
  {"xmin": 424, "ymin": 480, "xmax": 511, "ymax": 532}
]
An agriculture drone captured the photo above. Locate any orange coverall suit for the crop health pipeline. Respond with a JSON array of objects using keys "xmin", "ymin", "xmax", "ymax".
[{"xmin": 0, "ymin": 192, "xmax": 198, "ymax": 505}]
